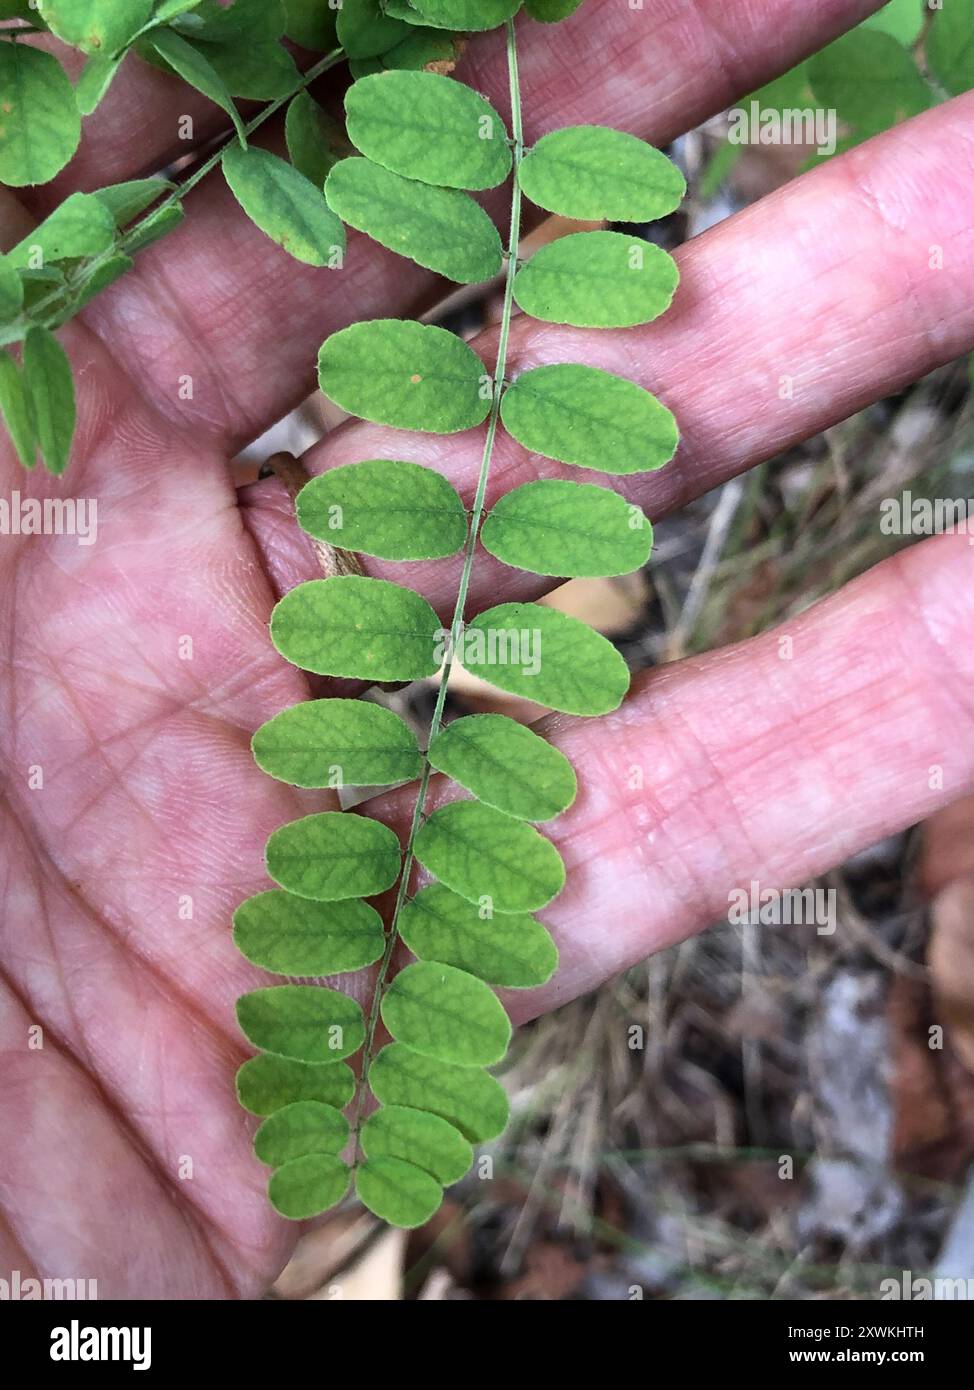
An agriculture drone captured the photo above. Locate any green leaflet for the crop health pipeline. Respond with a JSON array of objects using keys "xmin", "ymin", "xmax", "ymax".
[
  {"xmin": 254, "ymin": 1100, "xmax": 349, "ymax": 1166},
  {"xmin": 223, "ymin": 145, "xmax": 345, "ymax": 267},
  {"xmin": 361, "ymin": 1104, "xmax": 472, "ymax": 1184},
  {"xmin": 808, "ymin": 30, "xmax": 931, "ymax": 135},
  {"xmin": 285, "ymin": 91, "xmax": 344, "ymax": 188},
  {"xmin": 864, "ymin": 0, "xmax": 924, "ymax": 44},
  {"xmin": 349, "ymin": 27, "xmax": 463, "ymax": 81},
  {"xmin": 0, "ymin": 351, "xmax": 36, "ymax": 470},
  {"xmin": 284, "ymin": 0, "xmax": 338, "ymax": 50},
  {"xmin": 237, "ymin": 1054, "xmax": 356, "ymax": 1116},
  {"xmin": 928, "ymin": 0, "xmax": 974, "ymax": 97},
  {"xmin": 345, "ymin": 70, "xmax": 512, "ymax": 190},
  {"xmin": 501, "ymin": 363, "xmax": 678, "ymax": 475},
  {"xmin": 75, "ymin": 53, "xmax": 125, "ymax": 115},
  {"xmin": 427, "ymin": 713, "xmax": 576, "ymax": 821},
  {"xmin": 238, "ymin": 985, "xmax": 365, "ymax": 1063},
  {"xmin": 400, "ymin": 883, "xmax": 558, "ymax": 988},
  {"xmin": 0, "ymin": 259, "xmax": 23, "ymax": 322},
  {"xmin": 464, "ymin": 601, "xmax": 630, "ymax": 716},
  {"xmin": 326, "ymin": 158, "xmax": 503, "ymax": 284},
  {"xmin": 297, "ymin": 459, "xmax": 467, "ymax": 561},
  {"xmin": 381, "ymin": 960, "xmax": 512, "ymax": 1065},
  {"xmin": 318, "ymin": 320, "xmax": 490, "ymax": 433},
  {"xmin": 480, "ymin": 478, "xmax": 653, "ymax": 578},
  {"xmin": 0, "ymin": 44, "xmax": 81, "ymax": 187},
  {"xmin": 172, "ymin": 0, "xmax": 285, "ymax": 42},
  {"xmin": 269, "ymin": 1154, "xmax": 350, "ymax": 1220},
  {"xmin": 124, "ymin": 202, "xmax": 185, "ymax": 254},
  {"xmin": 524, "ymin": 0, "xmax": 585, "ymax": 19},
  {"xmin": 148, "ymin": 28, "xmax": 247, "ymax": 146},
  {"xmin": 38, "ymin": 0, "xmax": 153, "ymax": 54},
  {"xmin": 265, "ymin": 811, "xmax": 402, "ymax": 902},
  {"xmin": 337, "ymin": 0, "xmax": 410, "ymax": 58},
  {"xmin": 49, "ymin": 252, "xmax": 133, "ymax": 326},
  {"xmin": 233, "ymin": 890, "xmax": 386, "ymax": 975},
  {"xmin": 411, "ymin": 0, "xmax": 521, "ymax": 31},
  {"xmin": 204, "ymin": 37, "xmax": 300, "ymax": 101},
  {"xmin": 23, "ymin": 328, "xmax": 75, "ymax": 477},
  {"xmin": 253, "ymin": 697, "xmax": 422, "ymax": 789},
  {"xmin": 518, "ymin": 125, "xmax": 686, "ymax": 222},
  {"xmin": 356, "ymin": 1156, "xmax": 442, "ymax": 1227},
  {"xmin": 415, "ymin": 800, "xmax": 565, "ymax": 913},
  {"xmin": 7, "ymin": 193, "xmax": 117, "ymax": 270},
  {"xmin": 93, "ymin": 179, "xmax": 175, "ymax": 228},
  {"xmin": 238, "ymin": 984, "xmax": 365, "ymax": 1063},
  {"xmin": 370, "ymin": 1042, "xmax": 509, "ymax": 1142},
  {"xmin": 271, "ymin": 576, "xmax": 441, "ymax": 682},
  {"xmin": 513, "ymin": 231, "xmax": 679, "ymax": 329}
]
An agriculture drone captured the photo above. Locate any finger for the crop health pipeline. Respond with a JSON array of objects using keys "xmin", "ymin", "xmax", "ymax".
[
  {"xmin": 242, "ymin": 91, "xmax": 974, "ymax": 621},
  {"xmin": 369, "ymin": 531, "xmax": 974, "ymax": 1024},
  {"xmin": 75, "ymin": 0, "xmax": 883, "ymax": 448}
]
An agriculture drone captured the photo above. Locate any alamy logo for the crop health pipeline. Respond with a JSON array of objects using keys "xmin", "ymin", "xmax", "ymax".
[
  {"xmin": 50, "ymin": 1320, "xmax": 151, "ymax": 1372},
  {"xmin": 0, "ymin": 491, "xmax": 98, "ymax": 546},
  {"xmin": 728, "ymin": 100, "xmax": 837, "ymax": 157},
  {"xmin": 435, "ymin": 624, "xmax": 542, "ymax": 678},
  {"xmin": 881, "ymin": 1270, "xmax": 974, "ymax": 1300},
  {"xmin": 880, "ymin": 491, "xmax": 974, "ymax": 543},
  {"xmin": 728, "ymin": 881, "xmax": 836, "ymax": 936},
  {"xmin": 0, "ymin": 1269, "xmax": 97, "ymax": 1300}
]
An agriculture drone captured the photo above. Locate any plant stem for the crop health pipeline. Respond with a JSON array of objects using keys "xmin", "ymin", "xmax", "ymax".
[
  {"xmin": 350, "ymin": 16, "xmax": 525, "ymax": 1151},
  {"xmin": 27, "ymin": 48, "xmax": 345, "ymax": 331}
]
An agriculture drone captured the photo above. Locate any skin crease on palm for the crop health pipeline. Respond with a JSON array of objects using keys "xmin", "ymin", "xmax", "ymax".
[{"xmin": 1, "ymin": 0, "xmax": 973, "ymax": 1299}]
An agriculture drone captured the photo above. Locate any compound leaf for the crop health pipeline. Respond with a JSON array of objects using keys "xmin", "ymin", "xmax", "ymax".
[
  {"xmin": 463, "ymin": 601, "xmax": 630, "ymax": 716},
  {"xmin": 223, "ymin": 144, "xmax": 345, "ymax": 266},
  {"xmin": 501, "ymin": 363, "xmax": 678, "ymax": 474},
  {"xmin": 254, "ymin": 697, "xmax": 422, "ymax": 788},
  {"xmin": 514, "ymin": 230, "xmax": 679, "ymax": 328},
  {"xmin": 237, "ymin": 1054, "xmax": 356, "ymax": 1116},
  {"xmin": 369, "ymin": 1042, "xmax": 509, "ymax": 1142},
  {"xmin": 356, "ymin": 1156, "xmax": 442, "ymax": 1227},
  {"xmin": 400, "ymin": 882, "xmax": 558, "ymax": 987},
  {"xmin": 297, "ymin": 458, "xmax": 468, "ymax": 561},
  {"xmin": 237, "ymin": 984, "xmax": 365, "ymax": 1063},
  {"xmin": 0, "ymin": 350, "xmax": 36, "ymax": 469},
  {"xmin": 0, "ymin": 43, "xmax": 81, "ymax": 187},
  {"xmin": 381, "ymin": 959, "xmax": 512, "ymax": 1065},
  {"xmin": 480, "ymin": 478, "xmax": 653, "ymax": 578},
  {"xmin": 345, "ymin": 70, "xmax": 511, "ymax": 189},
  {"xmin": 233, "ymin": 889, "xmax": 386, "ymax": 975},
  {"xmin": 326, "ymin": 157, "xmax": 503, "ymax": 284},
  {"xmin": 361, "ymin": 1104, "xmax": 472, "ymax": 1184},
  {"xmin": 254, "ymin": 1100, "xmax": 349, "ymax": 1166},
  {"xmin": 265, "ymin": 811, "xmax": 402, "ymax": 902},
  {"xmin": 318, "ymin": 319, "xmax": 490, "ymax": 433},
  {"xmin": 271, "ymin": 575, "xmax": 441, "ymax": 682},
  {"xmin": 519, "ymin": 124, "xmax": 685, "ymax": 221},
  {"xmin": 269, "ymin": 1153, "xmax": 350, "ymax": 1219},
  {"xmin": 23, "ymin": 327, "xmax": 75, "ymax": 477},
  {"xmin": 427, "ymin": 713, "xmax": 576, "ymax": 821}
]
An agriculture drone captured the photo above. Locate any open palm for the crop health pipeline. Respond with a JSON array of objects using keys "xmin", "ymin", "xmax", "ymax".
[{"xmin": 2, "ymin": 0, "xmax": 974, "ymax": 1299}]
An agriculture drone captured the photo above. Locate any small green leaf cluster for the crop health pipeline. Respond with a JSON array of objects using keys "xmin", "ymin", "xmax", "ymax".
[{"xmin": 234, "ymin": 8, "xmax": 686, "ymax": 1229}]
